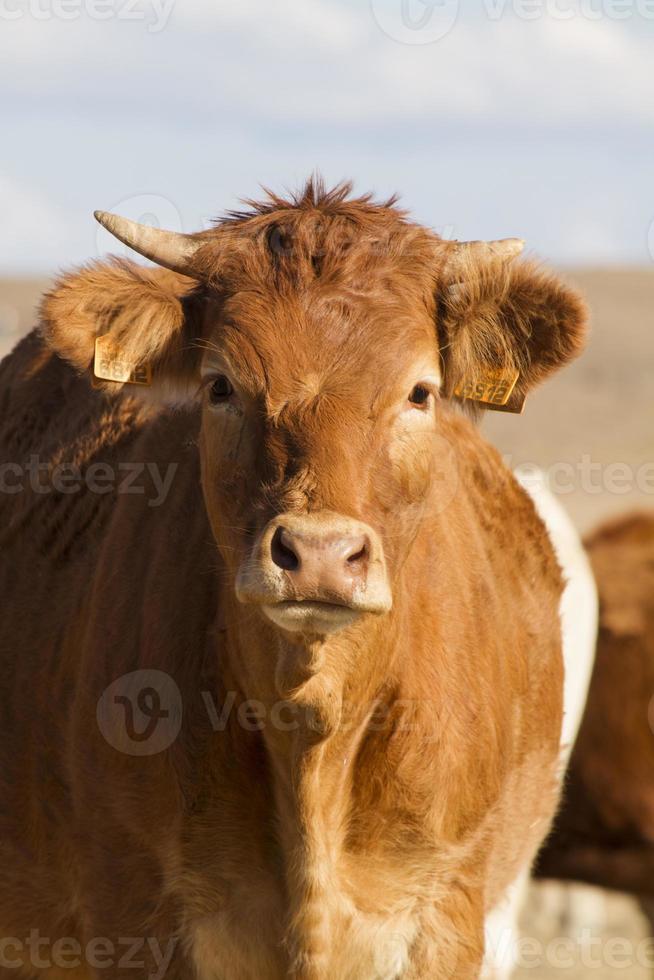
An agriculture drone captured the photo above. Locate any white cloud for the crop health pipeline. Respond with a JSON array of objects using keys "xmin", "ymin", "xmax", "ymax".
[
  {"xmin": 0, "ymin": 0, "xmax": 653, "ymax": 270},
  {"xmin": 0, "ymin": 0, "xmax": 652, "ymax": 128}
]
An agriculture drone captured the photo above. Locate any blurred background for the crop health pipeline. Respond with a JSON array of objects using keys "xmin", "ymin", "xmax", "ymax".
[
  {"xmin": 1, "ymin": 0, "xmax": 654, "ymax": 272},
  {"xmin": 1, "ymin": 1, "xmax": 653, "ymax": 975}
]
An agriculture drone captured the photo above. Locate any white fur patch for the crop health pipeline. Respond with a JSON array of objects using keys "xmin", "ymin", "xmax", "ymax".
[
  {"xmin": 516, "ymin": 469, "xmax": 598, "ymax": 761},
  {"xmin": 482, "ymin": 470, "xmax": 598, "ymax": 979}
]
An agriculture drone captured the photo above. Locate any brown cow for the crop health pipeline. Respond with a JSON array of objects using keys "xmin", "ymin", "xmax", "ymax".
[
  {"xmin": 0, "ymin": 180, "xmax": 588, "ymax": 979},
  {"xmin": 536, "ymin": 511, "xmax": 654, "ymax": 930}
]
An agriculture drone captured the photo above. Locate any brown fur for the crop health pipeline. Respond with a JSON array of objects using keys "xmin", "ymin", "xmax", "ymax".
[
  {"xmin": 536, "ymin": 512, "xmax": 654, "ymax": 899},
  {"xmin": 1, "ymin": 180, "xmax": 587, "ymax": 978}
]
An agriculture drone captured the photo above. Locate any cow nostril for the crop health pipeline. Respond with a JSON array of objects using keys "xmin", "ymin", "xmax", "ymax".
[
  {"xmin": 271, "ymin": 526, "xmax": 300, "ymax": 572},
  {"xmin": 346, "ymin": 538, "xmax": 369, "ymax": 568}
]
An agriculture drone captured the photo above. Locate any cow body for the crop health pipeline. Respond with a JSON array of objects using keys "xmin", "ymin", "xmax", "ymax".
[
  {"xmin": 0, "ymin": 182, "xmax": 588, "ymax": 978},
  {"xmin": 0, "ymin": 334, "xmax": 560, "ymax": 979}
]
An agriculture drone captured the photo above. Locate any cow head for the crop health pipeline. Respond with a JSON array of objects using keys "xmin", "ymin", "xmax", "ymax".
[{"xmin": 42, "ymin": 180, "xmax": 587, "ymax": 647}]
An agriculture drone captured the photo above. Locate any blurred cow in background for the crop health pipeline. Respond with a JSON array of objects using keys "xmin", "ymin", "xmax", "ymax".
[{"xmin": 537, "ymin": 511, "xmax": 654, "ymax": 934}]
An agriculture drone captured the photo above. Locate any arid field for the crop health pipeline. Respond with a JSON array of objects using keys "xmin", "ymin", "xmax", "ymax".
[{"xmin": 1, "ymin": 268, "xmax": 652, "ymax": 978}]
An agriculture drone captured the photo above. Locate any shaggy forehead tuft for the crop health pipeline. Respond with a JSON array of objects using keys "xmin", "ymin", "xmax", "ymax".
[
  {"xmin": 221, "ymin": 174, "xmax": 404, "ymax": 224},
  {"xmin": 193, "ymin": 176, "xmax": 442, "ymax": 297}
]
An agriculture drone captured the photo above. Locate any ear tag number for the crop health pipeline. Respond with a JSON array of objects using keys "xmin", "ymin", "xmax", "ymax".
[
  {"xmin": 93, "ymin": 336, "xmax": 152, "ymax": 386},
  {"xmin": 454, "ymin": 367, "xmax": 522, "ymax": 412}
]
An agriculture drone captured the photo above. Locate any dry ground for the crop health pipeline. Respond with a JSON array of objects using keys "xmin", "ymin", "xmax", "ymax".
[
  {"xmin": 515, "ymin": 884, "xmax": 652, "ymax": 979},
  {"xmin": 1, "ymin": 268, "xmax": 653, "ymax": 977},
  {"xmin": 0, "ymin": 276, "xmax": 49, "ymax": 361}
]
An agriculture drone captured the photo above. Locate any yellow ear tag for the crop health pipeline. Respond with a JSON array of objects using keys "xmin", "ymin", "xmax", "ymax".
[
  {"xmin": 93, "ymin": 336, "xmax": 152, "ymax": 386},
  {"xmin": 454, "ymin": 367, "xmax": 522, "ymax": 412}
]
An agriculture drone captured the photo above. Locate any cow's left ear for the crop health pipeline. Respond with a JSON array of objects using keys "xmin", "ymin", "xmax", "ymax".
[{"xmin": 437, "ymin": 247, "xmax": 588, "ymax": 411}]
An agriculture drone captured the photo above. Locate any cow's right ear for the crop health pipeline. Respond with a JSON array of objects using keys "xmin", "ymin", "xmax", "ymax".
[{"xmin": 40, "ymin": 258, "xmax": 203, "ymax": 402}]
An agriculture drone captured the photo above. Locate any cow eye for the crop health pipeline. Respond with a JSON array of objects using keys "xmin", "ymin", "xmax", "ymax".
[
  {"xmin": 408, "ymin": 384, "xmax": 431, "ymax": 408},
  {"xmin": 209, "ymin": 375, "xmax": 234, "ymax": 404}
]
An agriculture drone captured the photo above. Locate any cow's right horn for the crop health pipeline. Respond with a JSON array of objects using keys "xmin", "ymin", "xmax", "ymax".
[{"xmin": 94, "ymin": 211, "xmax": 206, "ymax": 278}]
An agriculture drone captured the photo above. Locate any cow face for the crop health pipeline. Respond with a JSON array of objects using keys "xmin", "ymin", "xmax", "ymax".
[
  {"xmin": 41, "ymin": 181, "xmax": 587, "ymax": 641},
  {"xmin": 196, "ymin": 282, "xmax": 444, "ymax": 636}
]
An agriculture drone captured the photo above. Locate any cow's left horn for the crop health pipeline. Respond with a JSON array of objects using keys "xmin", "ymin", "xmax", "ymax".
[
  {"xmin": 94, "ymin": 211, "xmax": 205, "ymax": 277},
  {"xmin": 452, "ymin": 238, "xmax": 525, "ymax": 259}
]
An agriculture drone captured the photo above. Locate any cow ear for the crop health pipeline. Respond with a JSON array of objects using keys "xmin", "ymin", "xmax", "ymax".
[
  {"xmin": 40, "ymin": 258, "xmax": 203, "ymax": 403},
  {"xmin": 437, "ymin": 251, "xmax": 588, "ymax": 412}
]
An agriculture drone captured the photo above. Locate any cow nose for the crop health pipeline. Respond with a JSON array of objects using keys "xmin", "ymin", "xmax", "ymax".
[
  {"xmin": 235, "ymin": 511, "xmax": 392, "ymax": 632},
  {"xmin": 270, "ymin": 525, "xmax": 369, "ymax": 591}
]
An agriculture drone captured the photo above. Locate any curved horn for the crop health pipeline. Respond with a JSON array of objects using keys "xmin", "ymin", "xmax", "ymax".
[
  {"xmin": 452, "ymin": 237, "xmax": 525, "ymax": 260},
  {"xmin": 94, "ymin": 211, "xmax": 205, "ymax": 277}
]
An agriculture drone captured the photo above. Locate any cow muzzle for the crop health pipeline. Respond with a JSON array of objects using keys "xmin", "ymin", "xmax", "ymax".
[{"xmin": 235, "ymin": 512, "xmax": 392, "ymax": 634}]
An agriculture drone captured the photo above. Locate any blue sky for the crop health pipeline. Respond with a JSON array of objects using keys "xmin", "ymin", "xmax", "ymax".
[{"xmin": 1, "ymin": 0, "xmax": 653, "ymax": 272}]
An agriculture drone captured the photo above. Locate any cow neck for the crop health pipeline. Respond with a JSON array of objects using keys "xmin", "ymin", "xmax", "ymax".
[
  {"xmin": 223, "ymin": 596, "xmax": 406, "ymax": 748},
  {"xmin": 223, "ymin": 600, "xmax": 408, "ymax": 973}
]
